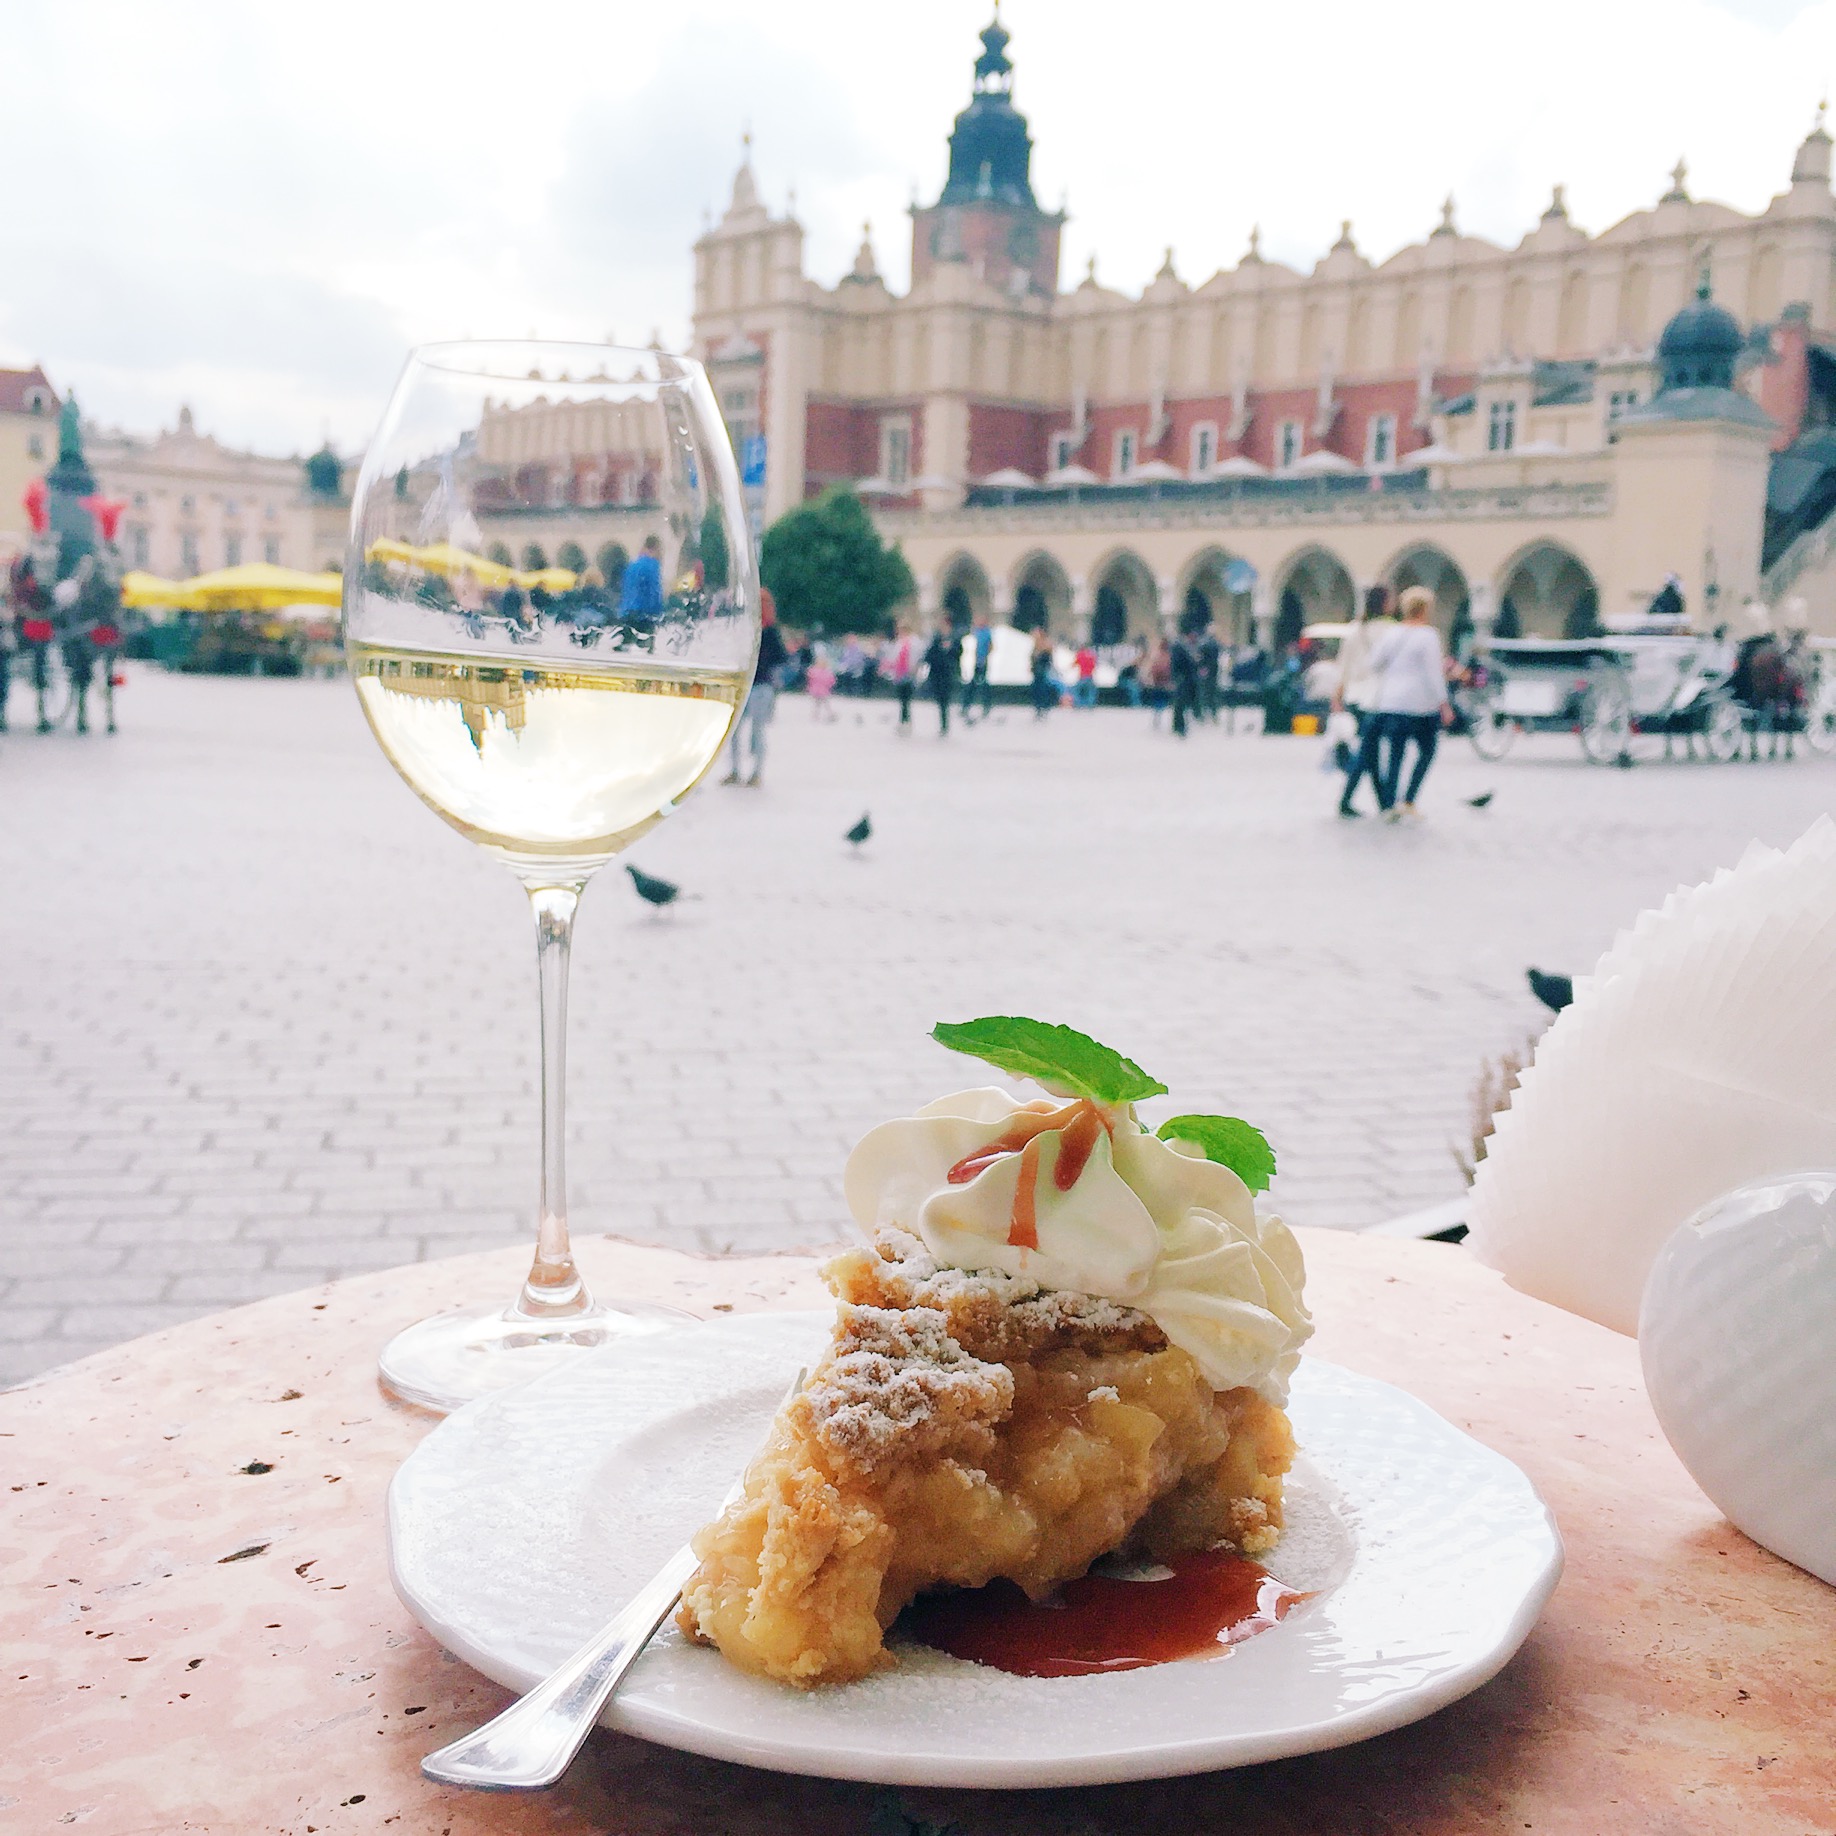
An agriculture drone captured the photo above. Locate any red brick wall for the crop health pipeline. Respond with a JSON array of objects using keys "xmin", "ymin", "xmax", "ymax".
[
  {"xmin": 911, "ymin": 205, "xmax": 1061, "ymax": 296},
  {"xmin": 803, "ymin": 400, "xmax": 924, "ymax": 497},
  {"xmin": 967, "ymin": 403, "xmax": 1051, "ymax": 476},
  {"xmin": 1753, "ymin": 318, "xmax": 1810, "ymax": 450}
]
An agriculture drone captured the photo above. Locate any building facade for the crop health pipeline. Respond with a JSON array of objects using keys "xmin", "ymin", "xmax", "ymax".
[
  {"xmin": 0, "ymin": 367, "xmax": 61, "ymax": 561},
  {"xmin": 692, "ymin": 19, "xmax": 1836, "ymax": 641},
  {"xmin": 85, "ymin": 407, "xmax": 351, "ymax": 581}
]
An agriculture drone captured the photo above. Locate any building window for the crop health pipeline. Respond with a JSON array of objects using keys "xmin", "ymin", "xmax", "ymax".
[
  {"xmin": 27, "ymin": 434, "xmax": 42, "ymax": 459},
  {"xmin": 1366, "ymin": 413, "xmax": 1397, "ymax": 468},
  {"xmin": 130, "ymin": 527, "xmax": 150, "ymax": 568},
  {"xmin": 1487, "ymin": 399, "xmax": 1518, "ymax": 452},
  {"xmin": 181, "ymin": 494, "xmax": 195, "ymax": 513},
  {"xmin": 265, "ymin": 501, "xmax": 278, "ymax": 519},
  {"xmin": 180, "ymin": 533, "xmax": 199, "ymax": 574},
  {"xmin": 879, "ymin": 416, "xmax": 912, "ymax": 488},
  {"xmin": 1607, "ymin": 389, "xmax": 1640, "ymax": 421},
  {"xmin": 133, "ymin": 491, "xmax": 146, "ymax": 507},
  {"xmin": 1114, "ymin": 429, "xmax": 1138, "ymax": 477},
  {"xmin": 1277, "ymin": 420, "xmax": 1303, "ymax": 469},
  {"xmin": 265, "ymin": 536, "xmax": 281, "ymax": 565},
  {"xmin": 225, "ymin": 499, "xmax": 240, "ymax": 518},
  {"xmin": 1051, "ymin": 432, "xmax": 1077, "ymax": 472},
  {"xmin": 1191, "ymin": 423, "xmax": 1217, "ymax": 474},
  {"xmin": 225, "ymin": 534, "xmax": 243, "ymax": 566}
]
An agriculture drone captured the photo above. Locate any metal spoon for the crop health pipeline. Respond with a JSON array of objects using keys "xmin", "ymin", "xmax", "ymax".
[{"xmin": 421, "ymin": 1369, "xmax": 801, "ymax": 1791}]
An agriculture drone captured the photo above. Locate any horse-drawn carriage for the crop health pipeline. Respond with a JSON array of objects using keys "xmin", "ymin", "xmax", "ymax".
[{"xmin": 1462, "ymin": 631, "xmax": 1834, "ymax": 764}]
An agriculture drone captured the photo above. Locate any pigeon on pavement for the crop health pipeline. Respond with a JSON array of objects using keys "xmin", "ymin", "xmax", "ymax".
[
  {"xmin": 846, "ymin": 813, "xmax": 872, "ymax": 847},
  {"xmin": 626, "ymin": 865, "xmax": 681, "ymax": 908},
  {"xmin": 1527, "ymin": 967, "xmax": 1573, "ymax": 1014},
  {"xmin": 1466, "ymin": 791, "xmax": 1494, "ymax": 809}
]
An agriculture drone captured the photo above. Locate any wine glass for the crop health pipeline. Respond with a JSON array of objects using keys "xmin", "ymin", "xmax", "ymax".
[{"xmin": 343, "ymin": 341, "xmax": 758, "ymax": 1411}]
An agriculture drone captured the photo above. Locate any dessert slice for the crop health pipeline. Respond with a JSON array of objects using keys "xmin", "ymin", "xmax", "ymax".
[{"xmin": 676, "ymin": 1019, "xmax": 1311, "ymax": 1688}]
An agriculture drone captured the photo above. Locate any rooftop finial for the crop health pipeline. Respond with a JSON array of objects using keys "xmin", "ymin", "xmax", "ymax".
[
  {"xmin": 1245, "ymin": 223, "xmax": 1261, "ymax": 261},
  {"xmin": 1433, "ymin": 194, "xmax": 1457, "ymax": 236},
  {"xmin": 1085, "ymin": 252, "xmax": 1098, "ymax": 285},
  {"xmin": 1662, "ymin": 157, "xmax": 1690, "ymax": 204},
  {"xmin": 1543, "ymin": 182, "xmax": 1567, "ymax": 220}
]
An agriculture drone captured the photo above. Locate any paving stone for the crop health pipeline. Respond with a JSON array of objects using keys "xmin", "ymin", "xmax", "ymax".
[{"xmin": 3, "ymin": 666, "xmax": 1833, "ymax": 1385}]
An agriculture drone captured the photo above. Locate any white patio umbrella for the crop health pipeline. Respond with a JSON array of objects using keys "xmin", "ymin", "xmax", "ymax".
[
  {"xmin": 979, "ymin": 467, "xmax": 1039, "ymax": 489},
  {"xmin": 1044, "ymin": 463, "xmax": 1102, "ymax": 486},
  {"xmin": 1211, "ymin": 454, "xmax": 1269, "ymax": 478},
  {"xmin": 1407, "ymin": 442, "xmax": 1465, "ymax": 465},
  {"xmin": 1121, "ymin": 459, "xmax": 1184, "ymax": 483},
  {"xmin": 1290, "ymin": 448, "xmax": 1361, "ymax": 475}
]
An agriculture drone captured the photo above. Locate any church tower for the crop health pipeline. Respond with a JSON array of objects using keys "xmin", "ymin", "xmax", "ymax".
[{"xmin": 910, "ymin": 13, "xmax": 1064, "ymax": 298}]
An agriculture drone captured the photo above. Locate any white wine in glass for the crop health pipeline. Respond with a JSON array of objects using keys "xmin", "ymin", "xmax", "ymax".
[{"xmin": 343, "ymin": 341, "xmax": 759, "ymax": 1411}]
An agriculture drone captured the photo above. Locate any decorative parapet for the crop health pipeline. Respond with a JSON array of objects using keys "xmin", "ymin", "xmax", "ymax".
[{"xmin": 873, "ymin": 479, "xmax": 1614, "ymax": 539}]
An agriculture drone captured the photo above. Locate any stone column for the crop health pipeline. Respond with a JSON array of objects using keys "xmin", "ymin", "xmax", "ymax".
[
  {"xmin": 1157, "ymin": 573, "xmax": 1180, "ymax": 631},
  {"xmin": 1070, "ymin": 575, "xmax": 1094, "ymax": 642},
  {"xmin": 1251, "ymin": 579, "xmax": 1276, "ymax": 649}
]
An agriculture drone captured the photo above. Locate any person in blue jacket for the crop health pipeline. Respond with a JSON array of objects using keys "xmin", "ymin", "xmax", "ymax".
[{"xmin": 619, "ymin": 534, "xmax": 665, "ymax": 627}]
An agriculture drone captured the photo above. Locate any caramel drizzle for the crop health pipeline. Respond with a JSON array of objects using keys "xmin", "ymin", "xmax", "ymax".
[{"xmin": 946, "ymin": 1098, "xmax": 1112, "ymax": 1250}]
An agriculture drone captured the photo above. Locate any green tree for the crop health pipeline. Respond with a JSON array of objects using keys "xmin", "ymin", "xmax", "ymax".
[
  {"xmin": 698, "ymin": 505, "xmax": 731, "ymax": 591},
  {"xmin": 487, "ymin": 542, "xmax": 515, "ymax": 567},
  {"xmin": 556, "ymin": 540, "xmax": 589, "ymax": 573},
  {"xmin": 595, "ymin": 542, "xmax": 629, "ymax": 592},
  {"xmin": 759, "ymin": 489, "xmax": 914, "ymax": 636},
  {"xmin": 521, "ymin": 542, "xmax": 549, "ymax": 571}
]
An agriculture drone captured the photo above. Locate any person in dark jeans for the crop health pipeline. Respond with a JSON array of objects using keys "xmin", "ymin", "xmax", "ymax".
[
  {"xmin": 961, "ymin": 614, "xmax": 994, "ymax": 722},
  {"xmin": 923, "ymin": 624, "xmax": 959, "ymax": 735},
  {"xmin": 1336, "ymin": 584, "xmax": 1396, "ymax": 819},
  {"xmin": 1169, "ymin": 632, "xmax": 1200, "ymax": 738},
  {"xmin": 1367, "ymin": 586, "xmax": 1453, "ymax": 820}
]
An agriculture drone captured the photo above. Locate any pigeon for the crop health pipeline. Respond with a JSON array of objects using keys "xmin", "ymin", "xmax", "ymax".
[
  {"xmin": 626, "ymin": 864, "xmax": 681, "ymax": 908},
  {"xmin": 845, "ymin": 813, "xmax": 872, "ymax": 847},
  {"xmin": 1527, "ymin": 968, "xmax": 1573, "ymax": 1014},
  {"xmin": 1466, "ymin": 791, "xmax": 1494, "ymax": 809}
]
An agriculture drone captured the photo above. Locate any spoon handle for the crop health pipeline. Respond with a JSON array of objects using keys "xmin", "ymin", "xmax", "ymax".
[{"xmin": 420, "ymin": 1539, "xmax": 703, "ymax": 1790}]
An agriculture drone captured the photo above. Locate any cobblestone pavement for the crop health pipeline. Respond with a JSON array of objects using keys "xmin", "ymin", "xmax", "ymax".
[{"xmin": 3, "ymin": 666, "xmax": 1832, "ymax": 1382}]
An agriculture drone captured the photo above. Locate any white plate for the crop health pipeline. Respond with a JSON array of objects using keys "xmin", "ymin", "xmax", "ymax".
[{"xmin": 388, "ymin": 1312, "xmax": 1562, "ymax": 1788}]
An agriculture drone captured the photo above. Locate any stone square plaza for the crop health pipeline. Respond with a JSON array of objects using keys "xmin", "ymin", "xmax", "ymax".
[{"xmin": 2, "ymin": 664, "xmax": 1830, "ymax": 1385}]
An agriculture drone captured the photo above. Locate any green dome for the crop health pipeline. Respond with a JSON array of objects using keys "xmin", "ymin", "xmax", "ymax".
[{"xmin": 1657, "ymin": 285, "xmax": 1743, "ymax": 391}]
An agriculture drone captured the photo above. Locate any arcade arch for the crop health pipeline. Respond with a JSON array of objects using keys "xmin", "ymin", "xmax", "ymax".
[
  {"xmin": 1010, "ymin": 550, "xmax": 1074, "ymax": 637},
  {"xmin": 1383, "ymin": 543, "xmax": 1470, "ymax": 637},
  {"xmin": 937, "ymin": 551, "xmax": 992, "ymax": 632},
  {"xmin": 1274, "ymin": 546, "xmax": 1355, "ymax": 648},
  {"xmin": 1178, "ymin": 546, "xmax": 1254, "ymax": 643},
  {"xmin": 1090, "ymin": 549, "xmax": 1158, "ymax": 646},
  {"xmin": 1496, "ymin": 542, "xmax": 1599, "ymax": 638}
]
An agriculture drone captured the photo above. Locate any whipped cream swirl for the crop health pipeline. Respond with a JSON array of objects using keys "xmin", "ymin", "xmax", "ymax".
[{"xmin": 843, "ymin": 1086, "xmax": 1312, "ymax": 1402}]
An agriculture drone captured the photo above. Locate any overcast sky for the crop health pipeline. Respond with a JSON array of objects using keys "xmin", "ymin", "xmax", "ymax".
[{"xmin": 4, "ymin": 0, "xmax": 1831, "ymax": 457}]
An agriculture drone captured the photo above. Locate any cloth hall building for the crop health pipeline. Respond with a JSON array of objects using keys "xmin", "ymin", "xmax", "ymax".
[{"xmin": 693, "ymin": 18, "xmax": 1836, "ymax": 644}]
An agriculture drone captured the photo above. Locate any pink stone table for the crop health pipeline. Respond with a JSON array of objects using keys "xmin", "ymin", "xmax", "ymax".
[{"xmin": 4, "ymin": 1230, "xmax": 1832, "ymax": 1835}]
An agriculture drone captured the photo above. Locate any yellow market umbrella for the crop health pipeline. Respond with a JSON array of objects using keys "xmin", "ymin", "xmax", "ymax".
[
  {"xmin": 181, "ymin": 563, "xmax": 344, "ymax": 611},
  {"xmin": 121, "ymin": 571, "xmax": 191, "ymax": 609},
  {"xmin": 515, "ymin": 566, "xmax": 579, "ymax": 593},
  {"xmin": 410, "ymin": 542, "xmax": 517, "ymax": 590},
  {"xmin": 364, "ymin": 536, "xmax": 420, "ymax": 567}
]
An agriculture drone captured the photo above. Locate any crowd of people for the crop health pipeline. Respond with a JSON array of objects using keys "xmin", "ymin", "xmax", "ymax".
[{"xmin": 1, "ymin": 553, "xmax": 122, "ymax": 735}]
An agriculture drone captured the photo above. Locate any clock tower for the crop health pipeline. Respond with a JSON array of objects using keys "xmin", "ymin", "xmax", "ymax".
[{"xmin": 910, "ymin": 12, "xmax": 1064, "ymax": 298}]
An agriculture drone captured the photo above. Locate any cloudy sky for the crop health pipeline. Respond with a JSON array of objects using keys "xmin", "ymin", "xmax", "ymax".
[{"xmin": 4, "ymin": 0, "xmax": 1831, "ymax": 457}]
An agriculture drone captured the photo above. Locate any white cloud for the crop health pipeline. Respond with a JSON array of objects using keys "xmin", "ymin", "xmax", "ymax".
[{"xmin": 0, "ymin": 0, "xmax": 1829, "ymax": 453}]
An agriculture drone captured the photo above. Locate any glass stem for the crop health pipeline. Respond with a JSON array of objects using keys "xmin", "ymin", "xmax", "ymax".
[{"xmin": 517, "ymin": 883, "xmax": 592, "ymax": 1319}]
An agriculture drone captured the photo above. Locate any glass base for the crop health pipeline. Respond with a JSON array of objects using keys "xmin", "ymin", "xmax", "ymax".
[{"xmin": 377, "ymin": 1297, "xmax": 692, "ymax": 1413}]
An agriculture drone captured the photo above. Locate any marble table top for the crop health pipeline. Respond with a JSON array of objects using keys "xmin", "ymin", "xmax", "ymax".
[{"xmin": 4, "ymin": 1229, "xmax": 1831, "ymax": 1835}]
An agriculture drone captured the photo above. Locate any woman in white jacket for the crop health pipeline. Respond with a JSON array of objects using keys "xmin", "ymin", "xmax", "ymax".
[{"xmin": 1367, "ymin": 585, "xmax": 1453, "ymax": 820}]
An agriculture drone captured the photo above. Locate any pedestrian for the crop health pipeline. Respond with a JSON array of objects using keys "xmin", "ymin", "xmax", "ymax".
[
  {"xmin": 1197, "ymin": 626, "xmax": 1223, "ymax": 722},
  {"xmin": 923, "ymin": 623, "xmax": 959, "ymax": 735},
  {"xmin": 1169, "ymin": 631, "xmax": 1200, "ymax": 738},
  {"xmin": 723, "ymin": 587, "xmax": 787, "ymax": 786},
  {"xmin": 1144, "ymin": 637, "xmax": 1172, "ymax": 728},
  {"xmin": 78, "ymin": 553, "xmax": 122, "ymax": 734},
  {"xmin": 805, "ymin": 643, "xmax": 838, "ymax": 720},
  {"xmin": 962, "ymin": 613, "xmax": 994, "ymax": 722},
  {"xmin": 1073, "ymin": 642, "xmax": 1098, "ymax": 708},
  {"xmin": 837, "ymin": 632, "xmax": 866, "ymax": 697},
  {"xmin": 11, "ymin": 555, "xmax": 54, "ymax": 732},
  {"xmin": 1334, "ymin": 584, "xmax": 1398, "ymax": 819},
  {"xmin": 1368, "ymin": 584, "xmax": 1453, "ymax": 821},
  {"xmin": 884, "ymin": 622, "xmax": 917, "ymax": 732},
  {"xmin": 1028, "ymin": 625, "xmax": 1056, "ymax": 720},
  {"xmin": 619, "ymin": 533, "xmax": 665, "ymax": 636}
]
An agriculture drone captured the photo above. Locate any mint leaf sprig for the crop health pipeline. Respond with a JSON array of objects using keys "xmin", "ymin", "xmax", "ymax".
[{"xmin": 929, "ymin": 1016, "xmax": 1276, "ymax": 1191}]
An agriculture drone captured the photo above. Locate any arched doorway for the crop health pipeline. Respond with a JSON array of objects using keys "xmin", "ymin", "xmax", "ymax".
[
  {"xmin": 1090, "ymin": 550, "xmax": 1158, "ymax": 647},
  {"xmin": 937, "ymin": 552, "xmax": 992, "ymax": 633},
  {"xmin": 1496, "ymin": 543, "xmax": 1599, "ymax": 639},
  {"xmin": 1178, "ymin": 546, "xmax": 1254, "ymax": 644},
  {"xmin": 1274, "ymin": 546, "xmax": 1355, "ymax": 649},
  {"xmin": 1011, "ymin": 551, "xmax": 1073, "ymax": 637},
  {"xmin": 1384, "ymin": 544, "xmax": 1470, "ymax": 638}
]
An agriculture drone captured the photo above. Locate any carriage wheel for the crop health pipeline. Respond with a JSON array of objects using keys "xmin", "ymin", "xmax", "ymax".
[
  {"xmin": 1579, "ymin": 676, "xmax": 1633, "ymax": 765},
  {"xmin": 38, "ymin": 653, "xmax": 74, "ymax": 729},
  {"xmin": 1702, "ymin": 697, "xmax": 1745, "ymax": 763},
  {"xmin": 1466, "ymin": 692, "xmax": 1516, "ymax": 761}
]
